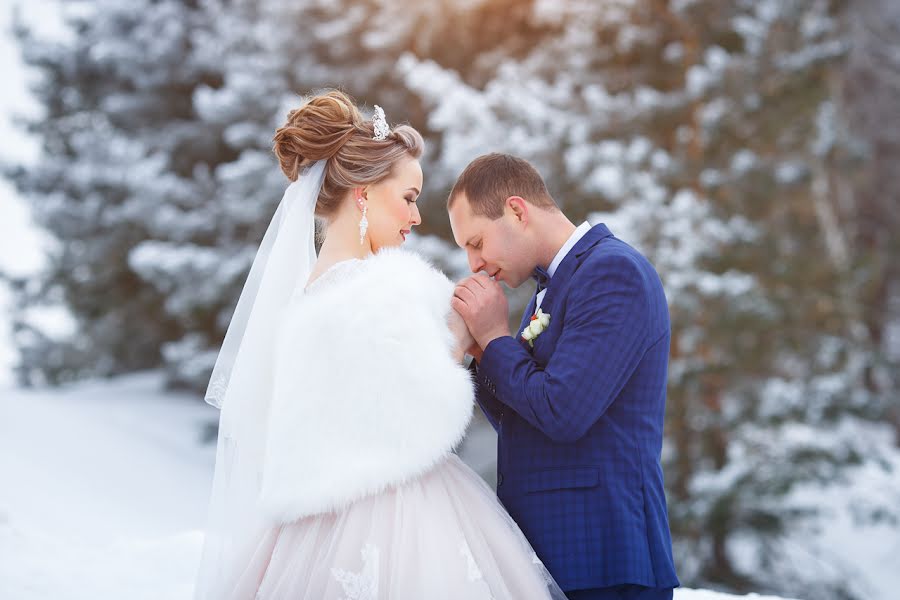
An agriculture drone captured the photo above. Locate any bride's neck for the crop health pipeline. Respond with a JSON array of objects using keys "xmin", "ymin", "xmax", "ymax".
[{"xmin": 316, "ymin": 211, "xmax": 374, "ymax": 267}]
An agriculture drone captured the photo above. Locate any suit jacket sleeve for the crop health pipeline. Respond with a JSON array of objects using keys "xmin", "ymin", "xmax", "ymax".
[
  {"xmin": 477, "ymin": 253, "xmax": 658, "ymax": 443},
  {"xmin": 468, "ymin": 360, "xmax": 504, "ymax": 432}
]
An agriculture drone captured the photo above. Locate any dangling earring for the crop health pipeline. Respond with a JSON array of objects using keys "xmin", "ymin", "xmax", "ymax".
[{"xmin": 358, "ymin": 199, "xmax": 368, "ymax": 245}]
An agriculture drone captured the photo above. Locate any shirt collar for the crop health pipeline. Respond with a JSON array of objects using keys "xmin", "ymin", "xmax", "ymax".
[{"xmin": 547, "ymin": 221, "xmax": 592, "ymax": 279}]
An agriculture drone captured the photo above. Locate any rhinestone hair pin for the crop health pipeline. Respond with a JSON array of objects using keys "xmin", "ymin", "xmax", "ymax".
[{"xmin": 372, "ymin": 105, "xmax": 390, "ymax": 141}]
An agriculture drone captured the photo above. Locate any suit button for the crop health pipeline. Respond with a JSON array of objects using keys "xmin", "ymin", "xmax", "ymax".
[{"xmin": 497, "ymin": 473, "xmax": 504, "ymax": 486}]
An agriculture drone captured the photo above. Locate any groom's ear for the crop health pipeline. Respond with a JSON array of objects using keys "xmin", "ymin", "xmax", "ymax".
[{"xmin": 506, "ymin": 196, "xmax": 529, "ymax": 225}]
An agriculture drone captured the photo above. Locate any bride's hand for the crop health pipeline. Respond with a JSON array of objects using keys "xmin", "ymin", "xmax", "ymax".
[{"xmin": 448, "ymin": 307, "xmax": 475, "ymax": 363}]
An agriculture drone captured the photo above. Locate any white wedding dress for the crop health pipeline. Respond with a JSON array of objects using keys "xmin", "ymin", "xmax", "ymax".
[{"xmin": 195, "ymin": 249, "xmax": 566, "ymax": 600}]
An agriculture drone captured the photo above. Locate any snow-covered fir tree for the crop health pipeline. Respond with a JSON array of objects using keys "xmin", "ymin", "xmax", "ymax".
[
  {"xmin": 838, "ymin": 0, "xmax": 900, "ymax": 440},
  {"xmin": 400, "ymin": 1, "xmax": 899, "ymax": 597},
  {"xmin": 6, "ymin": 0, "xmax": 226, "ymax": 384}
]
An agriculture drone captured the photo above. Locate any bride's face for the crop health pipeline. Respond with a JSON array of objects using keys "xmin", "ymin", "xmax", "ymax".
[{"xmin": 362, "ymin": 156, "xmax": 423, "ymax": 251}]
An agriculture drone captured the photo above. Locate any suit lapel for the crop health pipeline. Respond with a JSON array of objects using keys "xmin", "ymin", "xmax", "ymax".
[{"xmin": 537, "ymin": 223, "xmax": 613, "ymax": 319}]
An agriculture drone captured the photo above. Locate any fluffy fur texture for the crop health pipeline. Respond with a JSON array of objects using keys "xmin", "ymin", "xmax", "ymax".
[{"xmin": 258, "ymin": 247, "xmax": 475, "ymax": 523}]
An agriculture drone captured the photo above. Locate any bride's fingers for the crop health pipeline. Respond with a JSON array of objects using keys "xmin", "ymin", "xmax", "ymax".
[
  {"xmin": 457, "ymin": 274, "xmax": 486, "ymax": 290},
  {"xmin": 454, "ymin": 284, "xmax": 478, "ymax": 305},
  {"xmin": 470, "ymin": 275, "xmax": 502, "ymax": 298},
  {"xmin": 469, "ymin": 273, "xmax": 491, "ymax": 289},
  {"xmin": 450, "ymin": 296, "xmax": 470, "ymax": 317}
]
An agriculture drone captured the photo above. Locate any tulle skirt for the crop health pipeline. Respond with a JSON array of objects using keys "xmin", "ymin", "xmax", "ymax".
[{"xmin": 222, "ymin": 454, "xmax": 566, "ymax": 599}]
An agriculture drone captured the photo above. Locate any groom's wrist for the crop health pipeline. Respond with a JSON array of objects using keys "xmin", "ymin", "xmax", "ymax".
[
  {"xmin": 477, "ymin": 334, "xmax": 513, "ymax": 374},
  {"xmin": 477, "ymin": 329, "xmax": 510, "ymax": 350}
]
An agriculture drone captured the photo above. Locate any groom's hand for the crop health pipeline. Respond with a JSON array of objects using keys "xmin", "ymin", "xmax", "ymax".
[{"xmin": 451, "ymin": 274, "xmax": 510, "ymax": 350}]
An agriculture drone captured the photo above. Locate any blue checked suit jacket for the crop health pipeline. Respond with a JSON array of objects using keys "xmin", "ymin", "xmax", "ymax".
[{"xmin": 470, "ymin": 223, "xmax": 679, "ymax": 592}]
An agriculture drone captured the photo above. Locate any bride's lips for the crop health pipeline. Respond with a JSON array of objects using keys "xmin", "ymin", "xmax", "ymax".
[{"xmin": 400, "ymin": 229, "xmax": 410, "ymax": 241}]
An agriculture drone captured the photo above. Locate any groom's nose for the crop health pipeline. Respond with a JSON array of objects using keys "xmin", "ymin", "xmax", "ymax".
[{"xmin": 467, "ymin": 251, "xmax": 486, "ymax": 274}]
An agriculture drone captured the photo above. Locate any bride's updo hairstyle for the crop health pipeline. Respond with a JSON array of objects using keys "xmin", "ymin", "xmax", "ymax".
[{"xmin": 273, "ymin": 90, "xmax": 424, "ymax": 219}]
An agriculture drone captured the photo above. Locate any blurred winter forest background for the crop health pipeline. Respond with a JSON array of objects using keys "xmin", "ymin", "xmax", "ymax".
[{"xmin": 2, "ymin": 0, "xmax": 899, "ymax": 599}]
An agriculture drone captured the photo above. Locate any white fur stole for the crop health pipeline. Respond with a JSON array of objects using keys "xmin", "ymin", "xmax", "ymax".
[{"xmin": 258, "ymin": 247, "xmax": 474, "ymax": 522}]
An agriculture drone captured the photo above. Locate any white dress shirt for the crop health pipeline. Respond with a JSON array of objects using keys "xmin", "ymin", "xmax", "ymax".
[{"xmin": 535, "ymin": 221, "xmax": 592, "ymax": 311}]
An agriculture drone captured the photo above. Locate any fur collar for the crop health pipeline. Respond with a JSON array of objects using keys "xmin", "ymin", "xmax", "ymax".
[{"xmin": 258, "ymin": 247, "xmax": 474, "ymax": 522}]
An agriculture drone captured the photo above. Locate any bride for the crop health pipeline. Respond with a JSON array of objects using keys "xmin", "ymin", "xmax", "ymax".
[{"xmin": 193, "ymin": 90, "xmax": 565, "ymax": 599}]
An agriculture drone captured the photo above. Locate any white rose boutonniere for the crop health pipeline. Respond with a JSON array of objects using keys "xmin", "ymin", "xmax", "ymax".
[{"xmin": 520, "ymin": 308, "xmax": 550, "ymax": 348}]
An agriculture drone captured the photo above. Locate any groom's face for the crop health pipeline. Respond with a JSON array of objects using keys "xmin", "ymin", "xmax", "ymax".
[{"xmin": 449, "ymin": 194, "xmax": 535, "ymax": 289}]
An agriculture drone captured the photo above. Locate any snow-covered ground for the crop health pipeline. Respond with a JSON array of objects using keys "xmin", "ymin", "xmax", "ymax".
[
  {"xmin": 0, "ymin": 372, "xmax": 794, "ymax": 600},
  {"xmin": 0, "ymin": 373, "xmax": 216, "ymax": 599}
]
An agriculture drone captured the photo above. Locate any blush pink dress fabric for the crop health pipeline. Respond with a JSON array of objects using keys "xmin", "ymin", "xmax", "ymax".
[{"xmin": 222, "ymin": 454, "xmax": 566, "ymax": 600}]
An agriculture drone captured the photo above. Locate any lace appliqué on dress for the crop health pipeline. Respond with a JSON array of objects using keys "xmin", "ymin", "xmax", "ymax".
[
  {"xmin": 331, "ymin": 542, "xmax": 380, "ymax": 600},
  {"xmin": 459, "ymin": 538, "xmax": 497, "ymax": 599},
  {"xmin": 458, "ymin": 538, "xmax": 483, "ymax": 581},
  {"xmin": 303, "ymin": 258, "xmax": 364, "ymax": 295}
]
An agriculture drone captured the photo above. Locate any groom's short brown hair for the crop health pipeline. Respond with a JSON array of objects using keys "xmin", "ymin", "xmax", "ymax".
[{"xmin": 448, "ymin": 153, "xmax": 559, "ymax": 219}]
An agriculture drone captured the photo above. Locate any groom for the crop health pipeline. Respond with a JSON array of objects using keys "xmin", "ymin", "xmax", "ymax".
[{"xmin": 449, "ymin": 153, "xmax": 679, "ymax": 600}]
